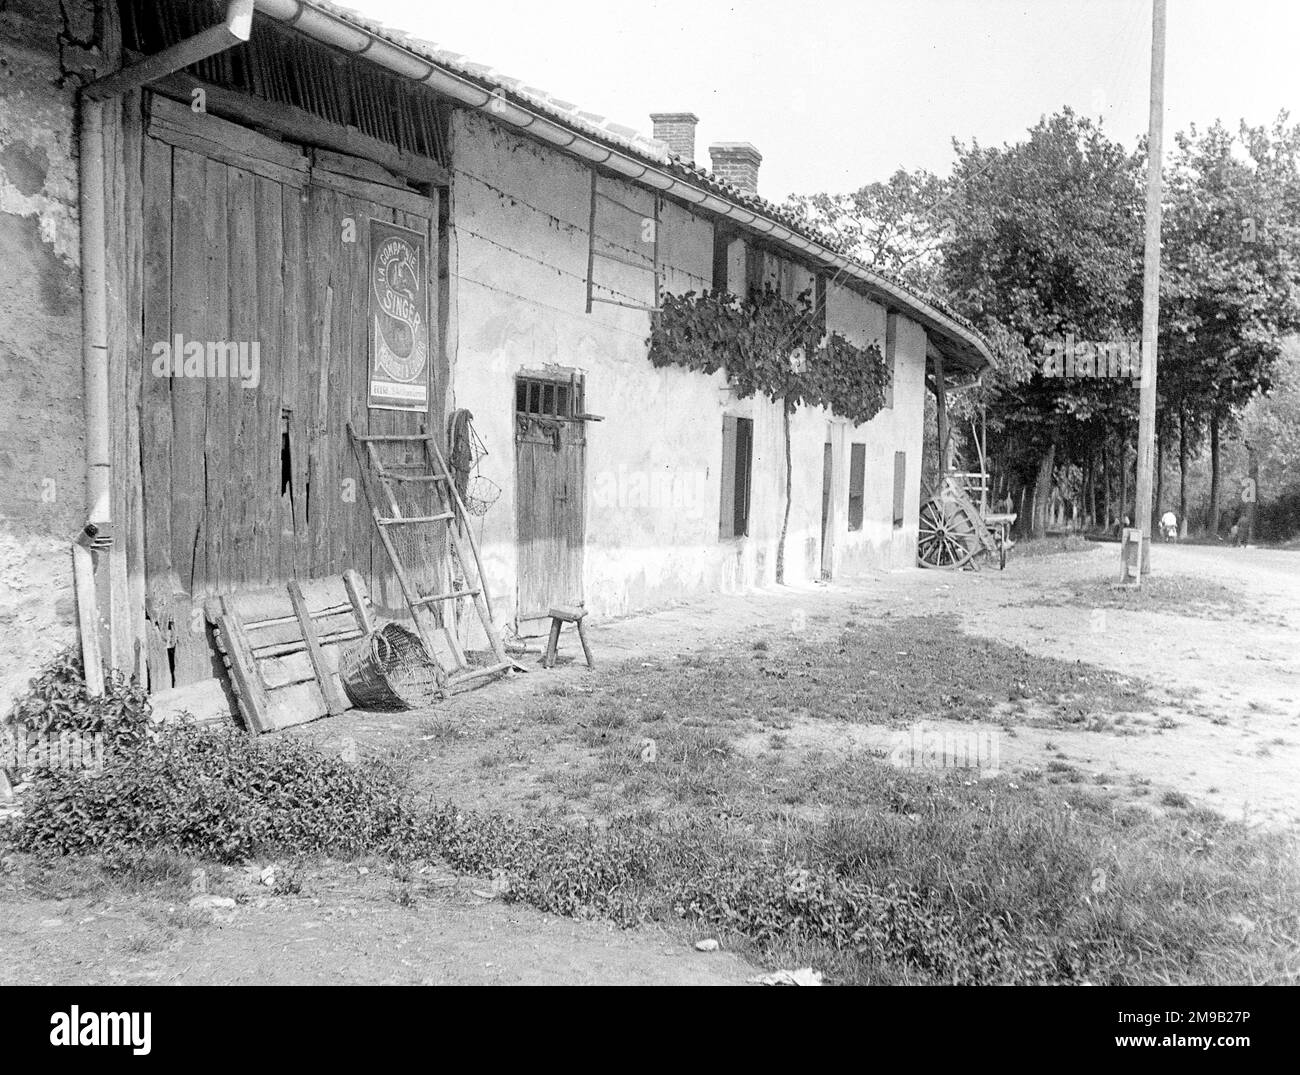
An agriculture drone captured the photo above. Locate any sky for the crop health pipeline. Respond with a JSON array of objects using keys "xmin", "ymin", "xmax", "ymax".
[{"xmin": 355, "ymin": 0, "xmax": 1299, "ymax": 202}]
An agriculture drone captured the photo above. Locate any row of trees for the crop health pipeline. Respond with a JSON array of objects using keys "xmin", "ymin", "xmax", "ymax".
[{"xmin": 786, "ymin": 109, "xmax": 1300, "ymax": 538}]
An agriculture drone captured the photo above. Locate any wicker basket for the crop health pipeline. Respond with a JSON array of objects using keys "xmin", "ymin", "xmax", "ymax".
[{"xmin": 339, "ymin": 623, "xmax": 446, "ymax": 711}]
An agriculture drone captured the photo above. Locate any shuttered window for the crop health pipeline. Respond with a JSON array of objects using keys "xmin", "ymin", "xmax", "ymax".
[
  {"xmin": 884, "ymin": 312, "xmax": 898, "ymax": 409},
  {"xmin": 712, "ymin": 228, "xmax": 731, "ymax": 293},
  {"xmin": 719, "ymin": 416, "xmax": 753, "ymax": 538},
  {"xmin": 848, "ymin": 443, "xmax": 865, "ymax": 531},
  {"xmin": 515, "ymin": 373, "xmax": 584, "ymax": 419},
  {"xmin": 893, "ymin": 451, "xmax": 907, "ymax": 528}
]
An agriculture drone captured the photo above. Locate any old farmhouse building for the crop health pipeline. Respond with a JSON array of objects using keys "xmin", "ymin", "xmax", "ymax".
[{"xmin": 0, "ymin": 0, "xmax": 991, "ymax": 708}]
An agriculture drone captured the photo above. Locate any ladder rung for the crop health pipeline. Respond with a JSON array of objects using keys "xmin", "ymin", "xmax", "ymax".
[
  {"xmin": 413, "ymin": 588, "xmax": 482, "ymax": 606},
  {"xmin": 448, "ymin": 661, "xmax": 513, "ymax": 686},
  {"xmin": 377, "ymin": 513, "xmax": 454, "ymax": 525},
  {"xmin": 350, "ymin": 433, "xmax": 438, "ymax": 443}
]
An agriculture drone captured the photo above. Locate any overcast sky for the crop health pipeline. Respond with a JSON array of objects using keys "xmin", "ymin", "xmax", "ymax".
[{"xmin": 358, "ymin": 0, "xmax": 1299, "ymax": 201}]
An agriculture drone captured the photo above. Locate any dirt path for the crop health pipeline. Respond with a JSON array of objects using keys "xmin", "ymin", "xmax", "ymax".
[
  {"xmin": 927, "ymin": 543, "xmax": 1300, "ymax": 827},
  {"xmin": 0, "ymin": 862, "xmax": 754, "ymax": 985}
]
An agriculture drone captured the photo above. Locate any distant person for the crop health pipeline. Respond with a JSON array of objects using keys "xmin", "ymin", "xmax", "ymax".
[{"xmin": 1160, "ymin": 510, "xmax": 1178, "ymax": 542}]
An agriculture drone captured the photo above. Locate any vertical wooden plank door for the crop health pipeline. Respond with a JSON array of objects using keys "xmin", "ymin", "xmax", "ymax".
[
  {"xmin": 138, "ymin": 95, "xmax": 444, "ymax": 689},
  {"xmin": 515, "ymin": 414, "xmax": 586, "ymax": 621},
  {"xmin": 303, "ymin": 164, "xmax": 441, "ymax": 621}
]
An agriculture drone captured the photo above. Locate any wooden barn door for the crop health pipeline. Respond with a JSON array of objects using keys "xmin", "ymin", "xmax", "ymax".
[
  {"xmin": 514, "ymin": 385, "xmax": 586, "ymax": 621},
  {"xmin": 138, "ymin": 94, "xmax": 441, "ymax": 690},
  {"xmin": 140, "ymin": 97, "xmax": 314, "ymax": 688},
  {"xmin": 302, "ymin": 155, "xmax": 441, "ymax": 622}
]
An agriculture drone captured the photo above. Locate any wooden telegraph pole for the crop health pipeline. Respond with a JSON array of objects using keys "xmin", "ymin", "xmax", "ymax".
[{"xmin": 1133, "ymin": 0, "xmax": 1167, "ymax": 575}]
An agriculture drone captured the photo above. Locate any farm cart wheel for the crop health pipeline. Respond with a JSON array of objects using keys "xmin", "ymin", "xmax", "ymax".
[{"xmin": 917, "ymin": 497, "xmax": 977, "ymax": 569}]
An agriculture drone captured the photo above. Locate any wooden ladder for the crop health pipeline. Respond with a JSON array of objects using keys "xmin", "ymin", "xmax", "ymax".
[{"xmin": 347, "ymin": 422, "xmax": 514, "ymax": 693}]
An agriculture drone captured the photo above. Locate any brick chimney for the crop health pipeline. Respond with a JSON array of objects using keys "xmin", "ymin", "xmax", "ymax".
[
  {"xmin": 650, "ymin": 112, "xmax": 699, "ymax": 164},
  {"xmin": 708, "ymin": 142, "xmax": 762, "ymax": 194}
]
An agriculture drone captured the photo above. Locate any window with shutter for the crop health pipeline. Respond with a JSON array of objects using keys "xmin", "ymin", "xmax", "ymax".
[
  {"xmin": 884, "ymin": 312, "xmax": 898, "ymax": 409},
  {"xmin": 848, "ymin": 443, "xmax": 865, "ymax": 531},
  {"xmin": 893, "ymin": 451, "xmax": 907, "ymax": 528},
  {"xmin": 719, "ymin": 416, "xmax": 753, "ymax": 538}
]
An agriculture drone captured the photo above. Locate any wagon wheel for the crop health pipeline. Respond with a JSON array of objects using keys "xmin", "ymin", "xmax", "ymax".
[{"xmin": 917, "ymin": 496, "xmax": 977, "ymax": 569}]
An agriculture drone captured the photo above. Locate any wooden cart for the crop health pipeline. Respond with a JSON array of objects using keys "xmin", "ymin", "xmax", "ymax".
[{"xmin": 917, "ymin": 471, "xmax": 1016, "ymax": 570}]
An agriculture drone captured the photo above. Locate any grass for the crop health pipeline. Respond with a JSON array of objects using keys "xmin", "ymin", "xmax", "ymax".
[
  {"xmin": 1012, "ymin": 534, "xmax": 1094, "ymax": 558},
  {"xmin": 1047, "ymin": 574, "xmax": 1251, "ymax": 620},
  {"xmin": 516, "ymin": 614, "xmax": 1155, "ymax": 739},
  {"xmin": 4, "ymin": 612, "xmax": 1295, "ymax": 985}
]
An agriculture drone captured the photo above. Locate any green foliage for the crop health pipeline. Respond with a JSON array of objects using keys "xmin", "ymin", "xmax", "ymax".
[
  {"xmin": 408, "ymin": 806, "xmax": 1088, "ymax": 983},
  {"xmin": 11, "ymin": 717, "xmax": 1296, "ymax": 984},
  {"xmin": 15, "ymin": 724, "xmax": 411, "ymax": 863},
  {"xmin": 1161, "ymin": 118, "xmax": 1300, "ymax": 426},
  {"xmin": 783, "ymin": 168, "xmax": 950, "ymax": 292},
  {"xmin": 6, "ymin": 646, "xmax": 151, "ymax": 750},
  {"xmin": 942, "ymin": 111, "xmax": 1145, "ymax": 442},
  {"xmin": 647, "ymin": 287, "xmax": 889, "ymax": 426}
]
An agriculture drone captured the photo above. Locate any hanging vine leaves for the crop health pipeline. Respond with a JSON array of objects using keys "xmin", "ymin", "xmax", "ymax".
[{"xmin": 647, "ymin": 287, "xmax": 890, "ymax": 425}]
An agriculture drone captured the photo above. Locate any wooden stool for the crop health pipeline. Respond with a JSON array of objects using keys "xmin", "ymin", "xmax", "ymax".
[{"xmin": 542, "ymin": 605, "xmax": 595, "ymax": 669}]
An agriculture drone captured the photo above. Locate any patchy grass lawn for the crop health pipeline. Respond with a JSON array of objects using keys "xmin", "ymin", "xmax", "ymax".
[
  {"xmin": 1041, "ymin": 573, "xmax": 1276, "ymax": 622},
  {"xmin": 368, "ymin": 614, "xmax": 1296, "ymax": 982},
  {"xmin": 1011, "ymin": 534, "xmax": 1095, "ymax": 558},
  {"xmin": 7, "ymin": 612, "xmax": 1297, "ymax": 985}
]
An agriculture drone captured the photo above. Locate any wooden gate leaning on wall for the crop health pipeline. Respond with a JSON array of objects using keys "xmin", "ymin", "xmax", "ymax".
[{"xmin": 139, "ymin": 94, "xmax": 443, "ymax": 690}]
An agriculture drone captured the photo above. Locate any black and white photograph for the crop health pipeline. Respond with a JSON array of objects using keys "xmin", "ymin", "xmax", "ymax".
[{"xmin": 0, "ymin": 0, "xmax": 1296, "ymax": 1052}]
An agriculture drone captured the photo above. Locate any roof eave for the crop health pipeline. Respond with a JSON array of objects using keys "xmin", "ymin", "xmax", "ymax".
[{"xmin": 250, "ymin": 0, "xmax": 992, "ymax": 371}]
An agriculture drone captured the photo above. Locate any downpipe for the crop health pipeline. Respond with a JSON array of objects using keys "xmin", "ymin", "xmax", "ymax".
[{"xmin": 74, "ymin": 0, "xmax": 254, "ymax": 691}]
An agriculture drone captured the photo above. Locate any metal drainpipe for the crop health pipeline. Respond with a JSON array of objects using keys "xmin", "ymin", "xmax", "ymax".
[{"xmin": 74, "ymin": 0, "xmax": 254, "ymax": 688}]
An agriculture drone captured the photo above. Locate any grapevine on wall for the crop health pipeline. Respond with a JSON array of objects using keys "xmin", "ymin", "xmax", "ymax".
[{"xmin": 646, "ymin": 287, "xmax": 890, "ymax": 425}]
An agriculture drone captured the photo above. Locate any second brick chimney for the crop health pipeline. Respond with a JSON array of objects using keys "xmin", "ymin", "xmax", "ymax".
[
  {"xmin": 708, "ymin": 142, "xmax": 762, "ymax": 194},
  {"xmin": 650, "ymin": 112, "xmax": 699, "ymax": 164}
]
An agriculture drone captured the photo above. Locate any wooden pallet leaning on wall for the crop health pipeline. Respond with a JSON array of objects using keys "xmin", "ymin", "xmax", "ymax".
[{"xmin": 207, "ymin": 569, "xmax": 375, "ymax": 734}]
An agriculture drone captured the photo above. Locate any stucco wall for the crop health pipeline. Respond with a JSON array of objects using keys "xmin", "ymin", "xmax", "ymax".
[
  {"xmin": 446, "ymin": 109, "xmax": 928, "ymax": 636},
  {"xmin": 0, "ymin": 0, "xmax": 101, "ymax": 712}
]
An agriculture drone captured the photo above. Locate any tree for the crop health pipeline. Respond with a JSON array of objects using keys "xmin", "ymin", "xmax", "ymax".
[
  {"xmin": 1160, "ymin": 115, "xmax": 1300, "ymax": 533},
  {"xmin": 784, "ymin": 169, "xmax": 950, "ymax": 292},
  {"xmin": 937, "ymin": 111, "xmax": 1145, "ymax": 536}
]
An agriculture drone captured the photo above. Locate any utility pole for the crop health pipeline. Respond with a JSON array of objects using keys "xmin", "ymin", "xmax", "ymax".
[{"xmin": 1133, "ymin": 0, "xmax": 1167, "ymax": 575}]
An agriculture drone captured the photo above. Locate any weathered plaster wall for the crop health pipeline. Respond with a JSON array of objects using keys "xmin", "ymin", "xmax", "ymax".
[
  {"xmin": 824, "ymin": 282, "xmax": 928, "ymax": 576},
  {"xmin": 447, "ymin": 108, "xmax": 927, "ymax": 636},
  {"xmin": 0, "ymin": 0, "xmax": 102, "ymax": 711}
]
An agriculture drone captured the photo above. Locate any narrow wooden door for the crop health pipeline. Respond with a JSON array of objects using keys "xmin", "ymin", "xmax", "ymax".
[{"xmin": 515, "ymin": 414, "xmax": 586, "ymax": 621}]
